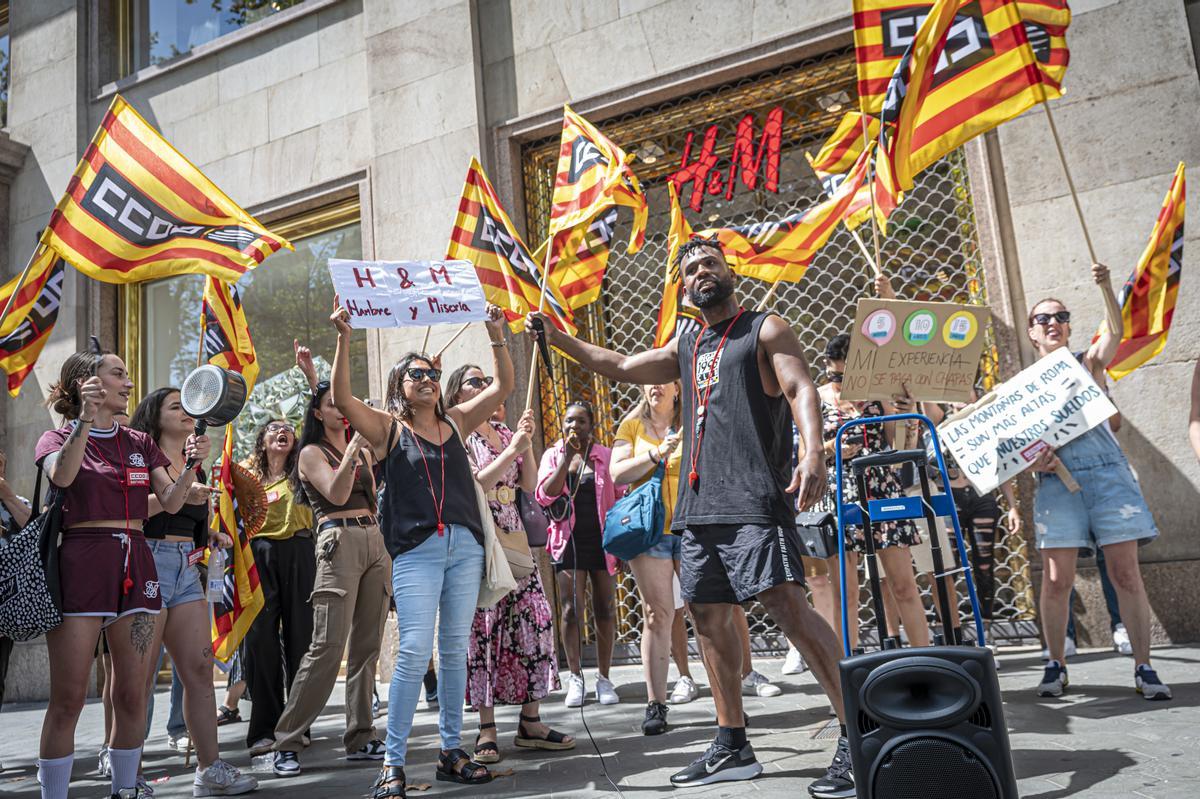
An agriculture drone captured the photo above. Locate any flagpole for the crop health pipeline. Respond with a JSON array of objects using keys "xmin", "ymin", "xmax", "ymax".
[
  {"xmin": 755, "ymin": 278, "xmax": 783, "ymax": 312},
  {"xmin": 526, "ymin": 241, "xmax": 556, "ymax": 411},
  {"xmin": 420, "ymin": 325, "xmax": 431, "ymax": 355},
  {"xmin": 0, "ymin": 245, "xmax": 46, "ymax": 332},
  {"xmin": 861, "ymin": 113, "xmax": 886, "ymax": 281},
  {"xmin": 434, "ymin": 322, "xmax": 472, "ymax": 359},
  {"xmin": 1042, "ymin": 102, "xmax": 1098, "ymax": 263}
]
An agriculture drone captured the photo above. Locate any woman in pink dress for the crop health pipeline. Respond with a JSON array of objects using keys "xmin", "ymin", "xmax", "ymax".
[{"xmin": 444, "ymin": 365, "xmax": 574, "ymax": 765}]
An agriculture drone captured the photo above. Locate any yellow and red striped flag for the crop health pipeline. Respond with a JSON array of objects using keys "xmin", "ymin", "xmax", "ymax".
[
  {"xmin": 697, "ymin": 145, "xmax": 872, "ymax": 284},
  {"xmin": 875, "ymin": 0, "xmax": 1065, "ymax": 194},
  {"xmin": 534, "ymin": 208, "xmax": 618, "ymax": 311},
  {"xmin": 0, "ymin": 248, "xmax": 66, "ymax": 396},
  {"xmin": 446, "ymin": 158, "xmax": 575, "ymax": 334},
  {"xmin": 1102, "ymin": 162, "xmax": 1185, "ymax": 380},
  {"xmin": 807, "ymin": 112, "xmax": 881, "ymax": 183},
  {"xmin": 654, "ymin": 185, "xmax": 702, "ymax": 348},
  {"xmin": 201, "ymin": 276, "xmax": 259, "ymax": 395},
  {"xmin": 549, "ymin": 105, "xmax": 648, "ymax": 252},
  {"xmin": 854, "ymin": 1, "xmax": 1070, "ymax": 114},
  {"xmin": 41, "ymin": 95, "xmax": 291, "ymax": 285},
  {"xmin": 210, "ymin": 432, "xmax": 264, "ymax": 663}
]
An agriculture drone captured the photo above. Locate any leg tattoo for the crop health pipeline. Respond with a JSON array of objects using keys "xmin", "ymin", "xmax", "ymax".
[{"xmin": 130, "ymin": 613, "xmax": 156, "ymax": 657}]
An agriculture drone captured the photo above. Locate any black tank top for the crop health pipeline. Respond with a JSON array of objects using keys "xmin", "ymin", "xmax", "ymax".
[
  {"xmin": 300, "ymin": 443, "xmax": 376, "ymax": 520},
  {"xmin": 674, "ymin": 309, "xmax": 794, "ymax": 529},
  {"xmin": 144, "ymin": 468, "xmax": 208, "ymax": 547},
  {"xmin": 380, "ymin": 418, "xmax": 483, "ymax": 558}
]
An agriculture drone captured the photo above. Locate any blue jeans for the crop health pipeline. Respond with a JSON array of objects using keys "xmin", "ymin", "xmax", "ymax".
[
  {"xmin": 385, "ymin": 525, "xmax": 484, "ymax": 766},
  {"xmin": 146, "ymin": 653, "xmax": 186, "ymax": 739}
]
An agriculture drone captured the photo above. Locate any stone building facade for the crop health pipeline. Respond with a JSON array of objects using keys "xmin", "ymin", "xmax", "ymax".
[{"xmin": 2, "ymin": 0, "xmax": 1198, "ymax": 699}]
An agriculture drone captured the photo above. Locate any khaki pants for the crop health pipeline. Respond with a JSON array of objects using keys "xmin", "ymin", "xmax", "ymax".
[{"xmin": 274, "ymin": 522, "xmax": 392, "ymax": 753}]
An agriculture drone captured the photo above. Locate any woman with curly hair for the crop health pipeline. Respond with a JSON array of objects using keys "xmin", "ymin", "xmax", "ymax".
[
  {"xmin": 444, "ymin": 364, "xmax": 573, "ymax": 765},
  {"xmin": 239, "ymin": 418, "xmax": 315, "ymax": 757}
]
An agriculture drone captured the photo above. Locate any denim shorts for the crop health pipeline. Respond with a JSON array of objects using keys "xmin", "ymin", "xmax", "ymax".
[
  {"xmin": 644, "ymin": 533, "xmax": 681, "ymax": 560},
  {"xmin": 1033, "ymin": 426, "xmax": 1157, "ymax": 554},
  {"xmin": 147, "ymin": 539, "xmax": 207, "ymax": 609}
]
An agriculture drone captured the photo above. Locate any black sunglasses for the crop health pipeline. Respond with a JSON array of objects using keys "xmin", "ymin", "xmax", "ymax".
[
  {"xmin": 1032, "ymin": 310, "xmax": 1071, "ymax": 326},
  {"xmin": 404, "ymin": 367, "xmax": 442, "ymax": 383},
  {"xmin": 825, "ymin": 370, "xmax": 844, "ymax": 384},
  {"xmin": 462, "ymin": 376, "xmax": 494, "ymax": 389}
]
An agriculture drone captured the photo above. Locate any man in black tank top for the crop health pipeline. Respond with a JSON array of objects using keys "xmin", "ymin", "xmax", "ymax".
[{"xmin": 528, "ymin": 238, "xmax": 854, "ymax": 798}]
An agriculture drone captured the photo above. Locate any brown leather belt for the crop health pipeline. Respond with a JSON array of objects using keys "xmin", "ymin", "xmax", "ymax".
[{"xmin": 317, "ymin": 514, "xmax": 377, "ymax": 534}]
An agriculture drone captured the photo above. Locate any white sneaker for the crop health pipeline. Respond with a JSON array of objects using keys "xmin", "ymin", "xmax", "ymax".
[
  {"xmin": 98, "ymin": 746, "xmax": 111, "ymax": 778},
  {"xmin": 1112, "ymin": 624, "xmax": 1133, "ymax": 656},
  {"xmin": 1040, "ymin": 637, "xmax": 1077, "ymax": 661},
  {"xmin": 669, "ymin": 675, "xmax": 699, "ymax": 705},
  {"xmin": 781, "ymin": 646, "xmax": 807, "ymax": 675},
  {"xmin": 596, "ymin": 674, "xmax": 620, "ymax": 705},
  {"xmin": 1135, "ymin": 665, "xmax": 1172, "ymax": 701},
  {"xmin": 564, "ymin": 673, "xmax": 585, "ymax": 708},
  {"xmin": 168, "ymin": 734, "xmax": 191, "ymax": 753},
  {"xmin": 742, "ymin": 669, "xmax": 782, "ymax": 698},
  {"xmin": 193, "ymin": 759, "xmax": 258, "ymax": 796}
]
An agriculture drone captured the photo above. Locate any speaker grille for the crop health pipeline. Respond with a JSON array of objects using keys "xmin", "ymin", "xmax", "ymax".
[
  {"xmin": 875, "ymin": 738, "xmax": 998, "ymax": 799},
  {"xmin": 968, "ymin": 701, "xmax": 993, "ymax": 729}
]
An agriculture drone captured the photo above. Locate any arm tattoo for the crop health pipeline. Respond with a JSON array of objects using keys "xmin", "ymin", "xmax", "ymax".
[{"xmin": 130, "ymin": 613, "xmax": 155, "ymax": 657}]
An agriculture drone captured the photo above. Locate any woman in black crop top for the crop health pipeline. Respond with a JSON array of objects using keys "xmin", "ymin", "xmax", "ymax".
[
  {"xmin": 328, "ymin": 303, "xmax": 514, "ymax": 799},
  {"xmin": 130, "ymin": 389, "xmax": 256, "ymax": 793},
  {"xmin": 268, "ymin": 382, "xmax": 391, "ymax": 771}
]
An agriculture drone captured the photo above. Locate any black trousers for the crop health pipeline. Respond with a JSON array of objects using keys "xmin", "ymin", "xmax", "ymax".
[
  {"xmin": 0, "ymin": 635, "xmax": 12, "ymax": 706},
  {"xmin": 244, "ymin": 534, "xmax": 317, "ymax": 747}
]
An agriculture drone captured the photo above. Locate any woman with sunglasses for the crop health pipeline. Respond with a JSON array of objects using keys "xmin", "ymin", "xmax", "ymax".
[
  {"xmin": 271, "ymin": 381, "xmax": 391, "ymax": 776},
  {"xmin": 444, "ymin": 365, "xmax": 574, "ymax": 764},
  {"xmin": 537, "ymin": 400, "xmax": 622, "ymax": 709},
  {"xmin": 814, "ymin": 333, "xmax": 930, "ymax": 651},
  {"xmin": 1025, "ymin": 265, "xmax": 1169, "ymax": 701},
  {"xmin": 240, "ymin": 418, "xmax": 316, "ymax": 757},
  {"xmin": 128, "ymin": 388, "xmax": 257, "ymax": 795},
  {"xmin": 328, "ymin": 304, "xmax": 512, "ymax": 798},
  {"xmin": 34, "ymin": 348, "xmax": 210, "ymax": 799}
]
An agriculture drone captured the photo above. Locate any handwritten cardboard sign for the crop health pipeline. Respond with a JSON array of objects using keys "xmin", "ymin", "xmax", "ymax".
[
  {"xmin": 841, "ymin": 299, "xmax": 991, "ymax": 403},
  {"xmin": 936, "ymin": 349, "xmax": 1117, "ymax": 494},
  {"xmin": 328, "ymin": 259, "xmax": 488, "ymax": 328}
]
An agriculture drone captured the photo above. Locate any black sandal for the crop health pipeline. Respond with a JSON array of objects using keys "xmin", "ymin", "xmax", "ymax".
[
  {"xmin": 436, "ymin": 748, "xmax": 492, "ymax": 785},
  {"xmin": 513, "ymin": 713, "xmax": 575, "ymax": 751},
  {"xmin": 216, "ymin": 706, "xmax": 241, "ymax": 726},
  {"xmin": 372, "ymin": 765, "xmax": 406, "ymax": 798},
  {"xmin": 474, "ymin": 722, "xmax": 500, "ymax": 764}
]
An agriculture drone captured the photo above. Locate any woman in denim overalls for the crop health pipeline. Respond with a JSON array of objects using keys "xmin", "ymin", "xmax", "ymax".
[{"xmin": 1025, "ymin": 263, "xmax": 1170, "ymax": 701}]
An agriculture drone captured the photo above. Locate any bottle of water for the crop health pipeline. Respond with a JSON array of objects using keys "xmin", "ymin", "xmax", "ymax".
[{"xmin": 207, "ymin": 548, "xmax": 225, "ymax": 602}]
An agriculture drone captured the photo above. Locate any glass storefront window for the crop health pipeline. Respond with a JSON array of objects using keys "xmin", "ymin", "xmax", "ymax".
[
  {"xmin": 1, "ymin": 3, "xmax": 10, "ymax": 127},
  {"xmin": 142, "ymin": 219, "xmax": 366, "ymax": 456},
  {"xmin": 130, "ymin": 0, "xmax": 305, "ymax": 70}
]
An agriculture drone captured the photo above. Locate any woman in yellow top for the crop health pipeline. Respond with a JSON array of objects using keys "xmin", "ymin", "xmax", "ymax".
[
  {"xmin": 610, "ymin": 382, "xmax": 694, "ymax": 736},
  {"xmin": 241, "ymin": 418, "xmax": 316, "ymax": 755}
]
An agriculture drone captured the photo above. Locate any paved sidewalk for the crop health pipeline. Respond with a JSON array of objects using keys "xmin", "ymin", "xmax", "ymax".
[{"xmin": 1, "ymin": 645, "xmax": 1197, "ymax": 798}]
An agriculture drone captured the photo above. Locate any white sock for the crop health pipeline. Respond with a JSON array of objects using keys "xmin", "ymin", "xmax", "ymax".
[
  {"xmin": 37, "ymin": 754, "xmax": 73, "ymax": 799},
  {"xmin": 108, "ymin": 746, "xmax": 141, "ymax": 792}
]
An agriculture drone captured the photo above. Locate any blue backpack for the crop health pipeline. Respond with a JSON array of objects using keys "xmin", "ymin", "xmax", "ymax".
[{"xmin": 602, "ymin": 463, "xmax": 666, "ymax": 560}]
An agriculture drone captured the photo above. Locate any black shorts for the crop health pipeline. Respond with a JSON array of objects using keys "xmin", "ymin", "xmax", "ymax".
[{"xmin": 679, "ymin": 523, "xmax": 806, "ymax": 604}]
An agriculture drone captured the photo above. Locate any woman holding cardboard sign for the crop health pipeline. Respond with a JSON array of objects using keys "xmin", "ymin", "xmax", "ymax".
[
  {"xmin": 1024, "ymin": 264, "xmax": 1169, "ymax": 702},
  {"xmin": 814, "ymin": 333, "xmax": 930, "ymax": 651}
]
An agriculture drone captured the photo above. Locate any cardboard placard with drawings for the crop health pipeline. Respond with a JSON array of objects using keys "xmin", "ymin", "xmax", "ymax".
[{"xmin": 840, "ymin": 298, "xmax": 991, "ymax": 404}]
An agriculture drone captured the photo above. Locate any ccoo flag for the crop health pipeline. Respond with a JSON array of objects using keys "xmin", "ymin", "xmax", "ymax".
[
  {"xmin": 201, "ymin": 277, "xmax": 260, "ymax": 395},
  {"xmin": 853, "ymin": 0, "xmax": 1070, "ymax": 114},
  {"xmin": 41, "ymin": 95, "xmax": 291, "ymax": 285},
  {"xmin": 446, "ymin": 158, "xmax": 576, "ymax": 334},
  {"xmin": 697, "ymin": 145, "xmax": 873, "ymax": 284},
  {"xmin": 534, "ymin": 208, "xmax": 618, "ymax": 311},
  {"xmin": 1103, "ymin": 163, "xmax": 1186, "ymax": 380},
  {"xmin": 875, "ymin": 0, "xmax": 1066, "ymax": 193},
  {"xmin": 210, "ymin": 432, "xmax": 264, "ymax": 663},
  {"xmin": 654, "ymin": 184, "xmax": 701, "ymax": 349},
  {"xmin": 0, "ymin": 248, "xmax": 66, "ymax": 396},
  {"xmin": 549, "ymin": 105, "xmax": 648, "ymax": 252}
]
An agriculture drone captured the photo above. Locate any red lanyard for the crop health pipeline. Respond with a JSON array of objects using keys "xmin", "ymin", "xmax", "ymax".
[
  {"xmin": 85, "ymin": 425, "xmax": 135, "ymax": 594},
  {"xmin": 410, "ymin": 423, "xmax": 447, "ymax": 536},
  {"xmin": 688, "ymin": 308, "xmax": 744, "ymax": 489}
]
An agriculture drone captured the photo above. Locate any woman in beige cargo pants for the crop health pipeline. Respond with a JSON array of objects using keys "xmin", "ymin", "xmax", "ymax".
[{"xmin": 270, "ymin": 381, "xmax": 392, "ymax": 777}]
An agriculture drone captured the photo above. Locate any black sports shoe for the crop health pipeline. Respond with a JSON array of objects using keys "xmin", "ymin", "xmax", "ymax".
[
  {"xmin": 642, "ymin": 701, "xmax": 669, "ymax": 736},
  {"xmin": 670, "ymin": 741, "xmax": 762, "ymax": 787},
  {"xmin": 808, "ymin": 735, "xmax": 854, "ymax": 798}
]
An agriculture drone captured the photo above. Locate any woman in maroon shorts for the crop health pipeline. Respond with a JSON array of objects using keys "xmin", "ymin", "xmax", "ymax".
[{"xmin": 34, "ymin": 348, "xmax": 210, "ymax": 799}]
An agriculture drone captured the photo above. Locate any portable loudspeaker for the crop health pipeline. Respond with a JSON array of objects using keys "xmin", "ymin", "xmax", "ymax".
[{"xmin": 840, "ymin": 645, "xmax": 1018, "ymax": 799}]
